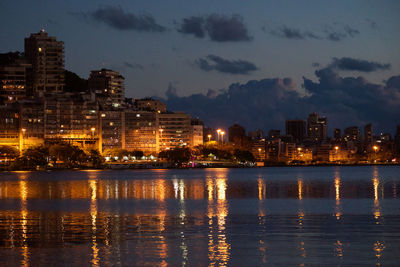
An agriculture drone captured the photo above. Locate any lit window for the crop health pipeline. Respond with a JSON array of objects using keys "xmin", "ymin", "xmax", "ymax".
[
  {"xmin": 101, "ymin": 114, "xmax": 106, "ymax": 117},
  {"xmin": 136, "ymin": 114, "xmax": 140, "ymax": 117},
  {"xmin": 38, "ymin": 47, "xmax": 42, "ymax": 52},
  {"xmin": 109, "ymin": 122, "xmax": 114, "ymax": 126}
]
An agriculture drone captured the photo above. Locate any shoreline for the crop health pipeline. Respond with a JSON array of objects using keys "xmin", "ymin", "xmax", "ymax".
[{"xmin": 1, "ymin": 162, "xmax": 398, "ymax": 172}]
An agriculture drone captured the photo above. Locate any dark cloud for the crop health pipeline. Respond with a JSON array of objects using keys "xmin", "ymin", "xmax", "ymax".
[
  {"xmin": 177, "ymin": 14, "xmax": 251, "ymax": 42},
  {"xmin": 270, "ymin": 25, "xmax": 320, "ymax": 40},
  {"xmin": 268, "ymin": 23, "xmax": 360, "ymax": 42},
  {"xmin": 195, "ymin": 55, "xmax": 258, "ymax": 75},
  {"xmin": 330, "ymin": 57, "xmax": 391, "ymax": 72},
  {"xmin": 324, "ymin": 24, "xmax": 360, "ymax": 41},
  {"xmin": 123, "ymin": 61, "xmax": 144, "ymax": 70},
  {"xmin": 160, "ymin": 70, "xmax": 400, "ymax": 134},
  {"xmin": 80, "ymin": 6, "xmax": 166, "ymax": 32},
  {"xmin": 205, "ymin": 14, "xmax": 251, "ymax": 42},
  {"xmin": 177, "ymin": 16, "xmax": 205, "ymax": 38},
  {"xmin": 312, "ymin": 62, "xmax": 321, "ymax": 68}
]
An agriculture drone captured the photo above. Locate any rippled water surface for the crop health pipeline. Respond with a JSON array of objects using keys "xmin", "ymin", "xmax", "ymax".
[{"xmin": 0, "ymin": 166, "xmax": 399, "ymax": 266}]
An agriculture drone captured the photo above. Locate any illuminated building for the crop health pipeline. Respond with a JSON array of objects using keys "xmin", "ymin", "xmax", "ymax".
[
  {"xmin": 0, "ymin": 104, "xmax": 20, "ymax": 149},
  {"xmin": 99, "ymin": 109, "xmax": 124, "ymax": 152},
  {"xmin": 313, "ymin": 144, "xmax": 331, "ymax": 162},
  {"xmin": 157, "ymin": 112, "xmax": 191, "ymax": 151},
  {"xmin": 24, "ymin": 30, "xmax": 65, "ymax": 94},
  {"xmin": 19, "ymin": 99, "xmax": 45, "ymax": 149},
  {"xmin": 307, "ymin": 112, "xmax": 327, "ymax": 143},
  {"xmin": 251, "ymin": 138, "xmax": 266, "ymax": 161},
  {"xmin": 124, "ymin": 110, "xmax": 158, "ymax": 155},
  {"xmin": 44, "ymin": 93, "xmax": 98, "ymax": 149},
  {"xmin": 285, "ymin": 119, "xmax": 306, "ymax": 144},
  {"xmin": 0, "ymin": 53, "xmax": 31, "ymax": 102},
  {"xmin": 190, "ymin": 118, "xmax": 204, "ymax": 148},
  {"xmin": 89, "ymin": 69, "xmax": 125, "ymax": 108},
  {"xmin": 134, "ymin": 98, "xmax": 166, "ymax": 113},
  {"xmin": 344, "ymin": 126, "xmax": 361, "ymax": 142},
  {"xmin": 334, "ymin": 128, "xmax": 341, "ymax": 143}
]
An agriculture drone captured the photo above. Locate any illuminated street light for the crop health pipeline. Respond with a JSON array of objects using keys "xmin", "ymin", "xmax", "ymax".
[
  {"xmin": 217, "ymin": 129, "xmax": 221, "ymax": 142},
  {"xmin": 91, "ymin": 127, "xmax": 95, "ymax": 138},
  {"xmin": 373, "ymin": 145, "xmax": 379, "ymax": 162},
  {"xmin": 207, "ymin": 134, "xmax": 212, "ymax": 142},
  {"xmin": 221, "ymin": 131, "xmax": 225, "ymax": 143}
]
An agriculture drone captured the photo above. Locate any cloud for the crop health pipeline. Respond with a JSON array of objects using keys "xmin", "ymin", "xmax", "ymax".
[
  {"xmin": 195, "ymin": 55, "xmax": 258, "ymax": 75},
  {"xmin": 159, "ymin": 69, "xmax": 400, "ymax": 134},
  {"xmin": 330, "ymin": 57, "xmax": 391, "ymax": 72},
  {"xmin": 177, "ymin": 16, "xmax": 205, "ymax": 38},
  {"xmin": 324, "ymin": 24, "xmax": 360, "ymax": 41},
  {"xmin": 123, "ymin": 61, "xmax": 144, "ymax": 70},
  {"xmin": 79, "ymin": 6, "xmax": 166, "ymax": 32},
  {"xmin": 270, "ymin": 25, "xmax": 320, "ymax": 40},
  {"xmin": 268, "ymin": 23, "xmax": 360, "ymax": 42},
  {"xmin": 366, "ymin": 18, "xmax": 377, "ymax": 29},
  {"xmin": 344, "ymin": 25, "xmax": 360, "ymax": 37},
  {"xmin": 177, "ymin": 14, "xmax": 251, "ymax": 42}
]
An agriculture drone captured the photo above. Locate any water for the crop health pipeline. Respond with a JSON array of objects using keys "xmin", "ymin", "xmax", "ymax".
[{"xmin": 0, "ymin": 166, "xmax": 399, "ymax": 266}]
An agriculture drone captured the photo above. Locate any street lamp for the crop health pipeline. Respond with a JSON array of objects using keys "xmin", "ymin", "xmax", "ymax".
[
  {"xmin": 21, "ymin": 128, "xmax": 26, "ymax": 152},
  {"xmin": 221, "ymin": 131, "xmax": 225, "ymax": 144},
  {"xmin": 207, "ymin": 134, "xmax": 212, "ymax": 142},
  {"xmin": 91, "ymin": 127, "xmax": 95, "ymax": 138},
  {"xmin": 217, "ymin": 129, "xmax": 221, "ymax": 143},
  {"xmin": 373, "ymin": 145, "xmax": 379, "ymax": 161}
]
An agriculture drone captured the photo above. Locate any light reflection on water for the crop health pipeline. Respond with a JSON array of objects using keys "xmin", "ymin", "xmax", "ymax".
[{"xmin": 0, "ymin": 166, "xmax": 399, "ymax": 266}]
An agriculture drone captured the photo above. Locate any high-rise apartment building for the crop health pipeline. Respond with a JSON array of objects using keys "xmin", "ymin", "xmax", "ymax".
[
  {"xmin": 285, "ymin": 120, "xmax": 306, "ymax": 144},
  {"xmin": 364, "ymin": 123, "xmax": 372, "ymax": 144},
  {"xmin": 0, "ymin": 52, "xmax": 32, "ymax": 102},
  {"xmin": 157, "ymin": 112, "xmax": 191, "ymax": 151},
  {"xmin": 307, "ymin": 113, "xmax": 327, "ymax": 143},
  {"xmin": 190, "ymin": 118, "xmax": 204, "ymax": 148},
  {"xmin": 24, "ymin": 30, "xmax": 65, "ymax": 94},
  {"xmin": 89, "ymin": 69, "xmax": 125, "ymax": 108},
  {"xmin": 124, "ymin": 111, "xmax": 158, "ymax": 155}
]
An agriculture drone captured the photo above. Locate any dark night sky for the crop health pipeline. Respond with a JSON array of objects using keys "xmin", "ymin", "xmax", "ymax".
[{"xmin": 1, "ymin": 0, "xmax": 399, "ymax": 134}]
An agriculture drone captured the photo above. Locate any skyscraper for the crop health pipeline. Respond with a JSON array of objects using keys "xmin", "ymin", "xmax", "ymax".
[
  {"xmin": 285, "ymin": 120, "xmax": 306, "ymax": 144},
  {"xmin": 307, "ymin": 113, "xmax": 327, "ymax": 143},
  {"xmin": 364, "ymin": 123, "xmax": 372, "ymax": 144},
  {"xmin": 24, "ymin": 30, "xmax": 65, "ymax": 94}
]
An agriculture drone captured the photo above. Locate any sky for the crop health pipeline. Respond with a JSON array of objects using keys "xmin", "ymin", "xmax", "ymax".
[{"xmin": 1, "ymin": 0, "xmax": 400, "ymax": 134}]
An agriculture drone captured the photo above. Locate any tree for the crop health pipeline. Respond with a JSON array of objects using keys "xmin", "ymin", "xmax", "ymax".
[
  {"xmin": 13, "ymin": 145, "xmax": 49, "ymax": 170},
  {"xmin": 234, "ymin": 149, "xmax": 255, "ymax": 163},
  {"xmin": 88, "ymin": 149, "xmax": 103, "ymax": 168},
  {"xmin": 159, "ymin": 147, "xmax": 191, "ymax": 166},
  {"xmin": 0, "ymin": 145, "xmax": 19, "ymax": 160}
]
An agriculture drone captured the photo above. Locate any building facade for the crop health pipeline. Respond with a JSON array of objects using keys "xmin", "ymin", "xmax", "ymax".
[{"xmin": 24, "ymin": 30, "xmax": 65, "ymax": 94}]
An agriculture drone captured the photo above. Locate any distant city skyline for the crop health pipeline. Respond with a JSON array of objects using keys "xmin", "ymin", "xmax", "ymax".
[{"xmin": 1, "ymin": 0, "xmax": 399, "ymax": 133}]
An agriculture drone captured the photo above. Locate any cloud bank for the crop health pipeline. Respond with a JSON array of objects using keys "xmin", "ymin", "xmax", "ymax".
[
  {"xmin": 161, "ymin": 67, "xmax": 400, "ymax": 134},
  {"xmin": 178, "ymin": 14, "xmax": 251, "ymax": 42},
  {"xmin": 80, "ymin": 6, "xmax": 166, "ymax": 32},
  {"xmin": 195, "ymin": 55, "xmax": 258, "ymax": 75}
]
